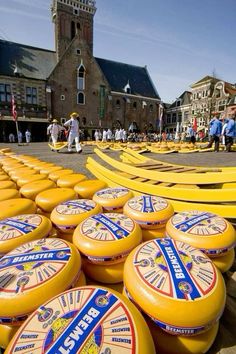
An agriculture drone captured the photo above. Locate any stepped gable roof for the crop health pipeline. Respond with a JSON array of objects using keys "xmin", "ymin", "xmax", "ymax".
[
  {"xmin": 95, "ymin": 57, "xmax": 160, "ymax": 99},
  {"xmin": 0, "ymin": 40, "xmax": 57, "ymax": 80}
]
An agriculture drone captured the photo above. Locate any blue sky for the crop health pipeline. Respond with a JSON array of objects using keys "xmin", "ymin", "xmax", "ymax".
[{"xmin": 0, "ymin": 0, "xmax": 236, "ymax": 103}]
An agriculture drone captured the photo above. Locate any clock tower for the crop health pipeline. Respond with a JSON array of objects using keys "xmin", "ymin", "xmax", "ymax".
[{"xmin": 51, "ymin": 0, "xmax": 96, "ymax": 61}]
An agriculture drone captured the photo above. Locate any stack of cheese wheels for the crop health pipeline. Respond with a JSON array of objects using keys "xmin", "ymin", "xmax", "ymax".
[
  {"xmin": 50, "ymin": 199, "xmax": 102, "ymax": 237},
  {"xmin": 166, "ymin": 210, "xmax": 236, "ymax": 273},
  {"xmin": 0, "ymin": 199, "xmax": 37, "ymax": 220},
  {"xmin": 73, "ymin": 213, "xmax": 142, "ymax": 283},
  {"xmin": 0, "ymin": 214, "xmax": 52, "ymax": 256},
  {"xmin": 5, "ymin": 286, "xmax": 155, "ymax": 354},
  {"xmin": 93, "ymin": 187, "xmax": 133, "ymax": 213},
  {"xmin": 35, "ymin": 188, "xmax": 77, "ymax": 213},
  {"xmin": 57, "ymin": 173, "xmax": 87, "ymax": 188},
  {"xmin": 123, "ymin": 238, "xmax": 226, "ymax": 353},
  {"xmin": 0, "ymin": 238, "xmax": 81, "ymax": 327},
  {"xmin": 124, "ymin": 195, "xmax": 174, "ymax": 241},
  {"xmin": 19, "ymin": 179, "xmax": 56, "ymax": 200},
  {"xmin": 74, "ymin": 179, "xmax": 107, "ymax": 199}
]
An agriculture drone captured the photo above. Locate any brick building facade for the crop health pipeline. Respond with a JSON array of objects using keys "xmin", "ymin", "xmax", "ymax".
[{"xmin": 0, "ymin": 0, "xmax": 161, "ymax": 142}]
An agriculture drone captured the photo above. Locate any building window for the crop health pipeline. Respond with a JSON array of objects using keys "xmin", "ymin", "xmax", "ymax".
[
  {"xmin": 76, "ymin": 48, "xmax": 81, "ymax": 55},
  {"xmin": 0, "ymin": 84, "xmax": 11, "ymax": 103},
  {"xmin": 82, "ymin": 117, "xmax": 86, "ymax": 125},
  {"xmin": 60, "ymin": 95, "xmax": 65, "ymax": 101},
  {"xmin": 77, "ymin": 92, "xmax": 85, "ymax": 105},
  {"xmin": 77, "ymin": 65, "xmax": 85, "ymax": 90},
  {"xmin": 26, "ymin": 87, "xmax": 37, "ymax": 104},
  {"xmin": 71, "ymin": 21, "xmax": 76, "ymax": 39},
  {"xmin": 167, "ymin": 114, "xmax": 171, "ymax": 124},
  {"xmin": 116, "ymin": 99, "xmax": 120, "ymax": 108},
  {"xmin": 172, "ymin": 113, "xmax": 176, "ymax": 123},
  {"xmin": 149, "ymin": 104, "xmax": 153, "ymax": 112},
  {"xmin": 133, "ymin": 102, "xmax": 137, "ymax": 110}
]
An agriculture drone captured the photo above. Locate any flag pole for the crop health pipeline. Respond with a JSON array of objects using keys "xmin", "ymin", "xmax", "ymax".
[{"xmin": 15, "ymin": 120, "xmax": 20, "ymax": 145}]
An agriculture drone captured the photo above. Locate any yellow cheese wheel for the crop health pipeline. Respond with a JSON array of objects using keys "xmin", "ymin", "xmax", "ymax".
[
  {"xmin": 0, "ymin": 180, "xmax": 16, "ymax": 189},
  {"xmin": 73, "ymin": 270, "xmax": 86, "ymax": 287},
  {"xmin": 93, "ymin": 187, "xmax": 133, "ymax": 212},
  {"xmin": 20, "ymin": 179, "xmax": 56, "ymax": 200},
  {"xmin": 0, "ymin": 238, "xmax": 81, "ymax": 325},
  {"xmin": 82, "ymin": 257, "xmax": 124, "ymax": 283},
  {"xmin": 10, "ymin": 169, "xmax": 37, "ymax": 182},
  {"xmin": 48, "ymin": 169, "xmax": 74, "ymax": 182},
  {"xmin": 8, "ymin": 167, "xmax": 36, "ymax": 177},
  {"xmin": 0, "ymin": 199, "xmax": 37, "ymax": 220},
  {"xmin": 33, "ymin": 163, "xmax": 54, "ymax": 172},
  {"xmin": 124, "ymin": 195, "xmax": 174, "ymax": 229},
  {"xmin": 142, "ymin": 227, "xmax": 166, "ymax": 241},
  {"xmin": 73, "ymin": 213, "xmax": 142, "ymax": 264},
  {"xmin": 51, "ymin": 199, "xmax": 102, "ymax": 234},
  {"xmin": 166, "ymin": 211, "xmax": 236, "ymax": 257},
  {"xmin": 35, "ymin": 188, "xmax": 77, "ymax": 213},
  {"xmin": 0, "ymin": 174, "xmax": 10, "ymax": 181},
  {"xmin": 17, "ymin": 174, "xmax": 47, "ymax": 187},
  {"xmin": 5, "ymin": 286, "xmax": 155, "ymax": 354},
  {"xmin": 0, "ymin": 214, "xmax": 52, "ymax": 254},
  {"xmin": 212, "ymin": 248, "xmax": 235, "ymax": 273},
  {"xmin": 74, "ymin": 179, "xmax": 107, "ymax": 199},
  {"xmin": 0, "ymin": 148, "xmax": 12, "ymax": 154},
  {"xmin": 124, "ymin": 238, "xmax": 226, "ymax": 335},
  {"xmin": 147, "ymin": 316, "xmax": 219, "ymax": 354},
  {"xmin": 0, "ymin": 189, "xmax": 20, "ymax": 202},
  {"xmin": 57, "ymin": 173, "xmax": 87, "ymax": 188},
  {"xmin": 2, "ymin": 164, "xmax": 24, "ymax": 173},
  {"xmin": 0, "ymin": 324, "xmax": 19, "ymax": 349},
  {"xmin": 40, "ymin": 165, "xmax": 63, "ymax": 175}
]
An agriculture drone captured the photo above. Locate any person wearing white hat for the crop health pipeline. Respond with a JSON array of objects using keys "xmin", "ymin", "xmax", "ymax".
[
  {"xmin": 47, "ymin": 119, "xmax": 64, "ymax": 150},
  {"xmin": 64, "ymin": 112, "xmax": 82, "ymax": 153}
]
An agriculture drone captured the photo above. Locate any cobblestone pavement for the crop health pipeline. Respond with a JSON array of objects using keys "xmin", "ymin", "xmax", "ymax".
[{"xmin": 1, "ymin": 143, "xmax": 235, "ymax": 179}]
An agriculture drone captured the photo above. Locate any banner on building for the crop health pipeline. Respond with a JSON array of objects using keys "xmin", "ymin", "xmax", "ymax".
[{"xmin": 99, "ymin": 86, "xmax": 106, "ymax": 119}]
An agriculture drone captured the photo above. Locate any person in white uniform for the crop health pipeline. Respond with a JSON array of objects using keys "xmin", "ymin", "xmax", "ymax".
[
  {"xmin": 47, "ymin": 119, "xmax": 64, "ymax": 149},
  {"xmin": 64, "ymin": 112, "xmax": 82, "ymax": 153},
  {"xmin": 25, "ymin": 129, "xmax": 31, "ymax": 144}
]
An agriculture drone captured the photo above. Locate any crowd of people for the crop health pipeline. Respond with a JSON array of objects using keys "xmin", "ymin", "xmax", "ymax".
[{"xmin": 9, "ymin": 112, "xmax": 235, "ymax": 153}]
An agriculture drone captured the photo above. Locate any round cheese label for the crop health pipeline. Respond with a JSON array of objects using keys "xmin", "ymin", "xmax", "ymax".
[
  {"xmin": 8, "ymin": 287, "xmax": 136, "ymax": 353},
  {"xmin": 95, "ymin": 187, "xmax": 130, "ymax": 200},
  {"xmin": 0, "ymin": 238, "xmax": 71, "ymax": 298},
  {"xmin": 80, "ymin": 213, "xmax": 135, "ymax": 241},
  {"xmin": 134, "ymin": 238, "xmax": 216, "ymax": 300},
  {"xmin": 0, "ymin": 215, "xmax": 45, "ymax": 242},
  {"xmin": 126, "ymin": 196, "xmax": 168, "ymax": 213},
  {"xmin": 170, "ymin": 211, "xmax": 227, "ymax": 236},
  {"xmin": 55, "ymin": 200, "xmax": 97, "ymax": 215}
]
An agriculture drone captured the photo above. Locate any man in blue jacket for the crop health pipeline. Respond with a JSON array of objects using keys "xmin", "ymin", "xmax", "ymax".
[
  {"xmin": 207, "ymin": 115, "xmax": 222, "ymax": 152},
  {"xmin": 225, "ymin": 115, "xmax": 236, "ymax": 152}
]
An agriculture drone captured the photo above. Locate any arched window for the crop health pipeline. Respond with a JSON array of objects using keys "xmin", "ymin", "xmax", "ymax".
[
  {"xmin": 133, "ymin": 102, "xmax": 137, "ymax": 110},
  {"xmin": 71, "ymin": 21, "xmax": 76, "ymax": 40},
  {"xmin": 82, "ymin": 117, "xmax": 86, "ymax": 125},
  {"xmin": 77, "ymin": 92, "xmax": 85, "ymax": 105},
  {"xmin": 77, "ymin": 64, "xmax": 85, "ymax": 90},
  {"xmin": 150, "ymin": 104, "xmax": 153, "ymax": 112},
  {"xmin": 116, "ymin": 99, "xmax": 120, "ymax": 109}
]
